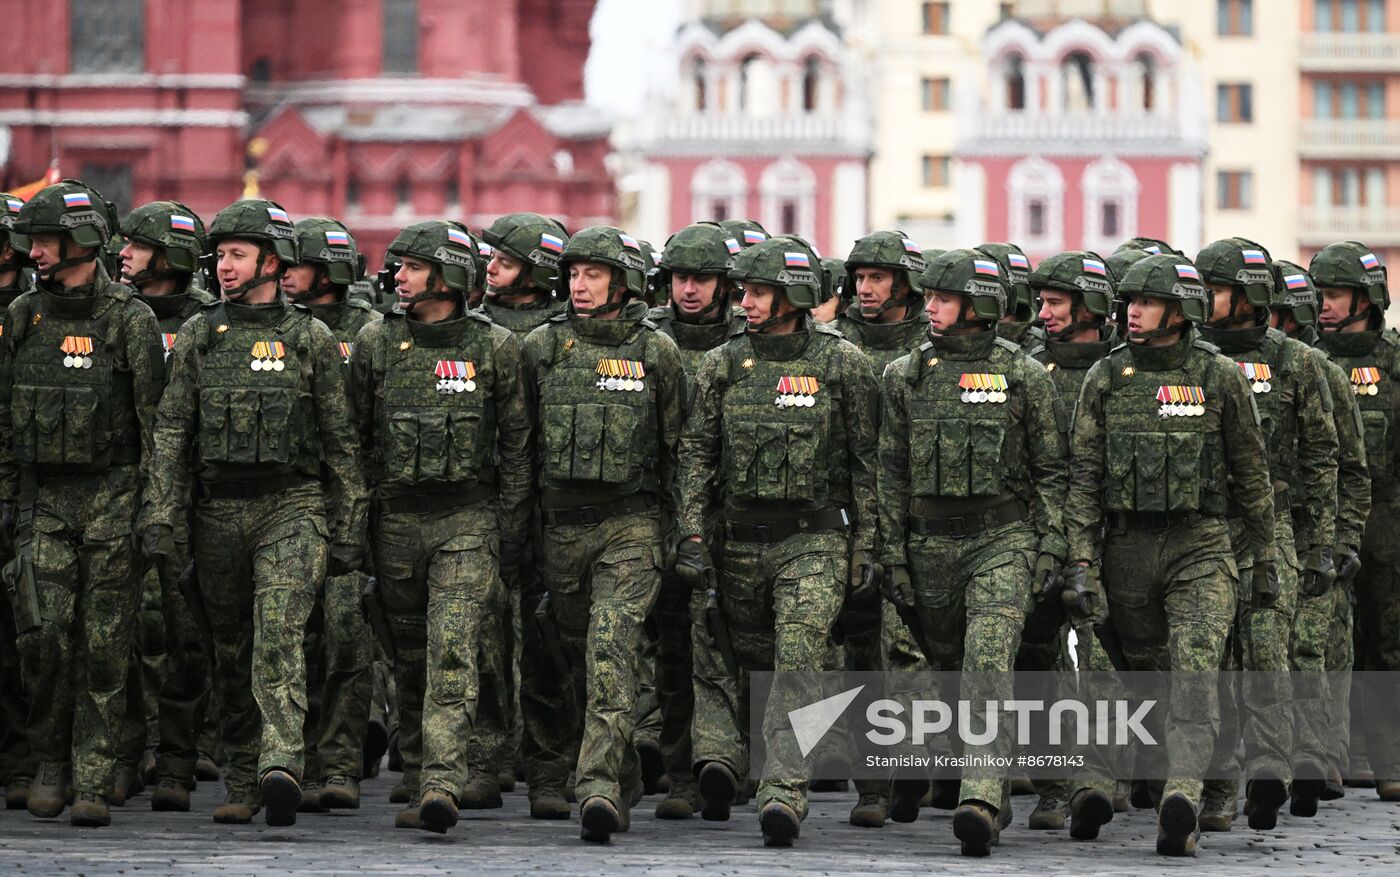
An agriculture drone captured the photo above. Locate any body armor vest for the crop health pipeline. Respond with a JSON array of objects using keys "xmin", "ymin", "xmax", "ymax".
[
  {"xmin": 482, "ymin": 295, "xmax": 563, "ymax": 337},
  {"xmin": 1030, "ymin": 330, "xmax": 1114, "ymax": 430},
  {"xmin": 648, "ymin": 306, "xmax": 738, "ymax": 378},
  {"xmin": 838, "ymin": 307, "xmax": 928, "ymax": 377},
  {"xmin": 141, "ymin": 288, "xmax": 213, "ymax": 384},
  {"xmin": 1319, "ymin": 329, "xmax": 1400, "ymax": 492},
  {"xmin": 307, "ymin": 297, "xmax": 379, "ymax": 375}
]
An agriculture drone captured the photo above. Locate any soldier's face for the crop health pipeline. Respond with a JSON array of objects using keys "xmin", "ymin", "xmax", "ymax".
[
  {"xmin": 281, "ymin": 264, "xmax": 324, "ymax": 298},
  {"xmin": 569, "ymin": 261, "xmax": 615, "ymax": 314},
  {"xmin": 487, "ymin": 252, "xmax": 524, "ymax": 291},
  {"xmin": 394, "ymin": 256, "xmax": 442, "ymax": 299},
  {"xmin": 1271, "ymin": 309, "xmax": 1299, "ymax": 334},
  {"xmin": 924, "ymin": 289, "xmax": 967, "ymax": 331},
  {"xmin": 216, "ymin": 240, "xmax": 274, "ymax": 291},
  {"xmin": 1037, "ymin": 289, "xmax": 1077, "ymax": 334},
  {"xmin": 1319, "ymin": 286, "xmax": 1367, "ymax": 330},
  {"xmin": 1206, "ymin": 281, "xmax": 1252, "ymax": 322},
  {"xmin": 672, "ymin": 272, "xmax": 721, "ymax": 316},
  {"xmin": 739, "ymin": 282, "xmax": 783, "ymax": 327},
  {"xmin": 28, "ymin": 233, "xmax": 66, "ymax": 274},
  {"xmin": 854, "ymin": 267, "xmax": 895, "ymax": 315},
  {"xmin": 118, "ymin": 238, "xmax": 156, "ymax": 282},
  {"xmin": 1126, "ymin": 295, "xmax": 1181, "ymax": 338}
]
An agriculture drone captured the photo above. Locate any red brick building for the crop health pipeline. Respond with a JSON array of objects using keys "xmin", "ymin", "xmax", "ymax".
[{"xmin": 0, "ymin": 0, "xmax": 612, "ymax": 262}]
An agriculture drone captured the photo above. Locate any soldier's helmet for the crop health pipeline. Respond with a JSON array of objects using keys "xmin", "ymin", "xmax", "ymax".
[
  {"xmin": 718, "ymin": 218, "xmax": 770, "ymax": 250},
  {"xmin": 480, "ymin": 212, "xmax": 568, "ymax": 290},
  {"xmin": 556, "ymin": 226, "xmax": 650, "ymax": 301},
  {"xmin": 918, "ymin": 248, "xmax": 1009, "ymax": 322},
  {"xmin": 471, "ymin": 235, "xmax": 493, "ymax": 289},
  {"xmin": 0, "ymin": 192, "xmax": 32, "ymax": 266},
  {"xmin": 821, "ymin": 256, "xmax": 850, "ymax": 304},
  {"xmin": 729, "ymin": 236, "xmax": 826, "ymax": 309},
  {"xmin": 1195, "ymin": 237, "xmax": 1275, "ymax": 311},
  {"xmin": 977, "ymin": 242, "xmax": 1034, "ymax": 319},
  {"xmin": 1116, "ymin": 237, "xmax": 1182, "ymax": 258},
  {"xmin": 121, "ymin": 201, "xmax": 207, "ymax": 277},
  {"xmin": 386, "ymin": 220, "xmax": 478, "ymax": 297},
  {"xmin": 658, "ymin": 222, "xmax": 734, "ymax": 304},
  {"xmin": 207, "ymin": 198, "xmax": 299, "ymax": 265},
  {"xmin": 14, "ymin": 179, "xmax": 114, "ymax": 251},
  {"xmin": 1106, "ymin": 247, "xmax": 1151, "ymax": 284},
  {"xmin": 291, "ymin": 217, "xmax": 364, "ymax": 287},
  {"xmin": 1310, "ymin": 241, "xmax": 1388, "ymax": 311},
  {"xmin": 634, "ymin": 238, "xmax": 662, "ymax": 302},
  {"xmin": 1116, "ymin": 253, "xmax": 1210, "ymax": 324},
  {"xmin": 844, "ymin": 230, "xmax": 926, "ymax": 299},
  {"xmin": 1270, "ymin": 260, "xmax": 1319, "ymax": 328},
  {"xmin": 1028, "ymin": 251, "xmax": 1115, "ymax": 318}
]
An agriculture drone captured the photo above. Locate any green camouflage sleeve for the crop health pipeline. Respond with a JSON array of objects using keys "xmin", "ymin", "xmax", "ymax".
[
  {"xmin": 122, "ymin": 299, "xmax": 165, "ymax": 498},
  {"xmin": 876, "ymin": 356, "xmax": 913, "ymax": 568},
  {"xmin": 1020, "ymin": 357, "xmax": 1070, "ymax": 560},
  {"xmin": 144, "ymin": 314, "xmax": 202, "ymax": 530},
  {"xmin": 1064, "ymin": 360, "xmax": 1112, "ymax": 563},
  {"xmin": 0, "ymin": 296, "xmax": 26, "ymax": 499},
  {"xmin": 347, "ymin": 320, "xmax": 383, "ymax": 491},
  {"xmin": 651, "ymin": 331, "xmax": 687, "ymax": 528},
  {"xmin": 491, "ymin": 325, "xmax": 533, "ymax": 543},
  {"xmin": 838, "ymin": 340, "xmax": 879, "ymax": 554},
  {"xmin": 1324, "ymin": 357, "xmax": 1372, "ymax": 548},
  {"xmin": 1215, "ymin": 354, "xmax": 1277, "ymax": 563},
  {"xmin": 676, "ymin": 347, "xmax": 725, "ymax": 540},
  {"xmin": 308, "ymin": 319, "xmax": 369, "ymax": 548},
  {"xmin": 1293, "ymin": 347, "xmax": 1339, "ymax": 552}
]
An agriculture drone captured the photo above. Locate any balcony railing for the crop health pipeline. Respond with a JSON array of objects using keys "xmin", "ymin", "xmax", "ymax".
[
  {"xmin": 1297, "ymin": 206, "xmax": 1400, "ymax": 246},
  {"xmin": 627, "ymin": 113, "xmax": 870, "ymax": 153},
  {"xmin": 957, "ymin": 112, "xmax": 1201, "ymax": 156},
  {"xmin": 1300, "ymin": 33, "xmax": 1400, "ymax": 72},
  {"xmin": 1299, "ymin": 119, "xmax": 1400, "ymax": 159}
]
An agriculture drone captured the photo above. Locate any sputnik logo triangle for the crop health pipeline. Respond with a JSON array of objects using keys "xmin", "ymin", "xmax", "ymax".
[{"xmin": 788, "ymin": 685, "xmax": 864, "ymax": 757}]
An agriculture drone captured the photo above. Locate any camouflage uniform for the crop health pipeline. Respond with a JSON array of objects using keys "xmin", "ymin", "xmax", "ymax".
[
  {"xmin": 1, "ymin": 182, "xmax": 163, "ymax": 823},
  {"xmin": 879, "ymin": 249, "xmax": 1068, "ymax": 856},
  {"xmin": 519, "ymin": 228, "xmax": 684, "ymax": 841},
  {"xmin": 1065, "ymin": 254, "xmax": 1276, "ymax": 856},
  {"xmin": 1194, "ymin": 240, "xmax": 1339, "ymax": 829},
  {"xmin": 143, "ymin": 199, "xmax": 368, "ymax": 825},
  {"xmin": 678, "ymin": 236, "xmax": 879, "ymax": 846},
  {"xmin": 1312, "ymin": 243, "xmax": 1400, "ymax": 795},
  {"xmin": 350, "ymin": 220, "xmax": 531, "ymax": 832}
]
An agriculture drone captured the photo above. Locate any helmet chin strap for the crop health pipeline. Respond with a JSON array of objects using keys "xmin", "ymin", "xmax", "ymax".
[
  {"xmin": 673, "ymin": 277, "xmax": 728, "ymax": 325},
  {"xmin": 573, "ymin": 275, "xmax": 629, "ymax": 317},
  {"xmin": 284, "ymin": 265, "xmax": 337, "ymax": 303},
  {"xmin": 37, "ymin": 235, "xmax": 98, "ymax": 281},
  {"xmin": 486, "ymin": 280, "xmax": 548, "ymax": 304},
  {"xmin": 402, "ymin": 265, "xmax": 460, "ymax": 310},
  {"xmin": 1323, "ymin": 289, "xmax": 1374, "ymax": 331},
  {"xmin": 937, "ymin": 296, "xmax": 994, "ymax": 334},
  {"xmin": 1128, "ymin": 300, "xmax": 1188, "ymax": 343},
  {"xmin": 220, "ymin": 246, "xmax": 282, "ymax": 301},
  {"xmin": 1204, "ymin": 286, "xmax": 1256, "ymax": 329}
]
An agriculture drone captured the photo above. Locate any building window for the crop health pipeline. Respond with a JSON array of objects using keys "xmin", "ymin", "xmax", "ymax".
[
  {"xmin": 1005, "ymin": 55, "xmax": 1026, "ymax": 110},
  {"xmin": 346, "ymin": 177, "xmax": 360, "ymax": 210},
  {"xmin": 1315, "ymin": 0, "xmax": 1386, "ymax": 32},
  {"xmin": 802, "ymin": 56, "xmax": 821, "ymax": 112},
  {"xmin": 1135, "ymin": 54, "xmax": 1156, "ymax": 111},
  {"xmin": 396, "ymin": 177, "xmax": 412, "ymax": 213},
  {"xmin": 691, "ymin": 56, "xmax": 708, "ymax": 111},
  {"xmin": 922, "ymin": 154, "xmax": 951, "ymax": 187},
  {"xmin": 1217, "ymin": 83, "xmax": 1254, "ymax": 123},
  {"xmin": 759, "ymin": 158, "xmax": 816, "ymax": 242},
  {"xmin": 79, "ymin": 164, "xmax": 132, "ymax": 216},
  {"xmin": 922, "ymin": 1, "xmax": 950, "ymax": 36},
  {"xmin": 1063, "ymin": 51, "xmax": 1096, "ymax": 110},
  {"xmin": 70, "ymin": 0, "xmax": 144, "ymax": 73},
  {"xmin": 383, "ymin": 0, "xmax": 418, "ymax": 75},
  {"xmin": 1315, "ymin": 166, "xmax": 1385, "ymax": 207},
  {"xmin": 779, "ymin": 201, "xmax": 798, "ymax": 235},
  {"xmin": 1101, "ymin": 202, "xmax": 1120, "ymax": 238},
  {"xmin": 1028, "ymin": 200, "xmax": 1046, "ymax": 237},
  {"xmin": 1081, "ymin": 156, "xmax": 1139, "ymax": 253},
  {"xmin": 922, "ymin": 77, "xmax": 951, "ymax": 112},
  {"xmin": 1000, "ymin": 2, "xmax": 1016, "ymax": 20},
  {"xmin": 692, "ymin": 159, "xmax": 747, "ymax": 223},
  {"xmin": 1217, "ymin": 170, "xmax": 1254, "ymax": 210},
  {"xmin": 1218, "ymin": 0, "xmax": 1254, "ymax": 36},
  {"xmin": 1317, "ymin": 80, "xmax": 1386, "ymax": 118},
  {"xmin": 1008, "ymin": 156, "xmax": 1065, "ymax": 251}
]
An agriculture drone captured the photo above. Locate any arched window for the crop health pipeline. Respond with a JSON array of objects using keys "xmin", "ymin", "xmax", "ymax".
[
  {"xmin": 1006, "ymin": 54, "xmax": 1027, "ymax": 110},
  {"xmin": 1063, "ymin": 50, "xmax": 1095, "ymax": 110},
  {"xmin": 692, "ymin": 160, "xmax": 747, "ymax": 223},
  {"xmin": 1081, "ymin": 157, "xmax": 1140, "ymax": 253},
  {"xmin": 739, "ymin": 53, "xmax": 761, "ymax": 112},
  {"xmin": 1136, "ymin": 53, "xmax": 1156, "ymax": 111},
  {"xmin": 692, "ymin": 55, "xmax": 708, "ymax": 111},
  {"xmin": 759, "ymin": 158, "xmax": 816, "ymax": 241},
  {"xmin": 802, "ymin": 56, "xmax": 821, "ymax": 112},
  {"xmin": 1008, "ymin": 156, "xmax": 1064, "ymax": 251}
]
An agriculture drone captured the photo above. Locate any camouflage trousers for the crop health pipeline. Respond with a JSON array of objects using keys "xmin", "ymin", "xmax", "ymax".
[
  {"xmin": 1081, "ymin": 516, "xmax": 1237, "ymax": 807},
  {"xmin": 16, "ymin": 465, "xmax": 141, "ymax": 795},
  {"xmin": 193, "ymin": 482, "xmax": 327, "ymax": 794},
  {"xmin": 375, "ymin": 499, "xmax": 499, "ymax": 800},
  {"xmin": 466, "ymin": 582, "xmax": 515, "ymax": 785},
  {"xmin": 1016, "ymin": 579, "xmax": 1073, "ymax": 804},
  {"xmin": 151, "ymin": 538, "xmax": 213, "ymax": 787},
  {"xmin": 690, "ymin": 530, "xmax": 846, "ymax": 819},
  {"xmin": 524, "ymin": 509, "xmax": 661, "ymax": 808},
  {"xmin": 116, "ymin": 567, "xmax": 164, "ymax": 774},
  {"xmin": 1350, "ymin": 494, "xmax": 1400, "ymax": 779},
  {"xmin": 0, "ymin": 582, "xmax": 33, "ymax": 789},
  {"xmin": 689, "ymin": 580, "xmax": 746, "ymax": 785},
  {"xmin": 649, "ymin": 571, "xmax": 696, "ymax": 790},
  {"xmin": 302, "ymin": 570, "xmax": 373, "ymax": 784},
  {"xmin": 1289, "ymin": 522, "xmax": 1349, "ymax": 781}
]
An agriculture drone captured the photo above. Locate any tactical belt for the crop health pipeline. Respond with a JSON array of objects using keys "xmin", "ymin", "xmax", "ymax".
[
  {"xmin": 200, "ymin": 474, "xmax": 315, "ymax": 500},
  {"xmin": 724, "ymin": 508, "xmax": 851, "ymax": 544},
  {"xmin": 906, "ymin": 498, "xmax": 1028, "ymax": 539},
  {"xmin": 1228, "ymin": 484, "xmax": 1291, "ymax": 518},
  {"xmin": 378, "ymin": 483, "xmax": 494, "ymax": 516},
  {"xmin": 542, "ymin": 493, "xmax": 657, "ymax": 527},
  {"xmin": 1108, "ymin": 509, "xmax": 1213, "ymax": 532}
]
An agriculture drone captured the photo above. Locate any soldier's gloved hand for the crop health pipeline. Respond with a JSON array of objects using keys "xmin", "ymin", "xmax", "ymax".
[
  {"xmin": 848, "ymin": 549, "xmax": 882, "ymax": 602},
  {"xmin": 882, "ymin": 564, "xmax": 915, "ymax": 610},
  {"xmin": 1301, "ymin": 545, "xmax": 1337, "ymax": 598},
  {"xmin": 499, "ymin": 539, "xmax": 525, "ymax": 589},
  {"xmin": 1250, "ymin": 560, "xmax": 1280, "ymax": 609},
  {"xmin": 674, "ymin": 537, "xmax": 713, "ymax": 591},
  {"xmin": 0, "ymin": 500, "xmax": 14, "ymax": 555},
  {"xmin": 1333, "ymin": 543, "xmax": 1361, "ymax": 587},
  {"xmin": 328, "ymin": 542, "xmax": 366, "ymax": 577},
  {"xmin": 141, "ymin": 525, "xmax": 174, "ymax": 562},
  {"xmin": 1060, "ymin": 562, "xmax": 1107, "ymax": 626},
  {"xmin": 1032, "ymin": 552, "xmax": 1062, "ymax": 602}
]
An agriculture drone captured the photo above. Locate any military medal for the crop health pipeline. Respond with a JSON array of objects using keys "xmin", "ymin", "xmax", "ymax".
[
  {"xmin": 160, "ymin": 333, "xmax": 177, "ymax": 361},
  {"xmin": 596, "ymin": 359, "xmax": 646, "ymax": 392},
  {"xmin": 1351, "ymin": 367, "xmax": 1381, "ymax": 397},
  {"xmin": 1238, "ymin": 362, "xmax": 1272, "ymax": 394},
  {"xmin": 338, "ymin": 341, "xmax": 353, "ymax": 364},
  {"xmin": 775, "ymin": 375, "xmax": 818, "ymax": 408},
  {"xmin": 1157, "ymin": 385, "xmax": 1204, "ymax": 416},
  {"xmin": 250, "ymin": 340, "xmax": 286, "ymax": 372},
  {"xmin": 959, "ymin": 373, "xmax": 1008, "ymax": 404},
  {"xmin": 60, "ymin": 335, "xmax": 94, "ymax": 369},
  {"xmin": 435, "ymin": 359, "xmax": 476, "ymax": 394}
]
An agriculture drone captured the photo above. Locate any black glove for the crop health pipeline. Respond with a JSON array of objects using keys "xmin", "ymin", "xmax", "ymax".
[
  {"xmin": 1333, "ymin": 542, "xmax": 1361, "ymax": 588},
  {"xmin": 327, "ymin": 542, "xmax": 366, "ymax": 577},
  {"xmin": 1301, "ymin": 545, "xmax": 1337, "ymax": 599},
  {"xmin": 848, "ymin": 549, "xmax": 882, "ymax": 602},
  {"xmin": 141, "ymin": 524, "xmax": 174, "ymax": 562},
  {"xmin": 1251, "ymin": 560, "xmax": 1279, "ymax": 609},
  {"xmin": 882, "ymin": 564, "xmax": 915, "ymax": 610},
  {"xmin": 1060, "ymin": 563, "xmax": 1107, "ymax": 625},
  {"xmin": 0, "ymin": 500, "xmax": 14, "ymax": 555},
  {"xmin": 499, "ymin": 538, "xmax": 525, "ymax": 588},
  {"xmin": 1032, "ymin": 552, "xmax": 1062, "ymax": 601},
  {"xmin": 674, "ymin": 538, "xmax": 713, "ymax": 591}
]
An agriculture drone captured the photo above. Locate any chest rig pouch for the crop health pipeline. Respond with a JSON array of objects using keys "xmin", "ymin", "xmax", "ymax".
[
  {"xmin": 377, "ymin": 315, "xmax": 497, "ymax": 485},
  {"xmin": 1240, "ymin": 331, "xmax": 1299, "ymax": 482},
  {"xmin": 1101, "ymin": 345, "xmax": 1227, "ymax": 514},
  {"xmin": 194, "ymin": 303, "xmax": 316, "ymax": 470},
  {"xmin": 538, "ymin": 320, "xmax": 658, "ymax": 492},
  {"xmin": 8, "ymin": 291, "xmax": 137, "ymax": 470},
  {"xmin": 1335, "ymin": 336, "xmax": 1400, "ymax": 487},
  {"xmin": 905, "ymin": 338, "xmax": 1021, "ymax": 499},
  {"xmin": 718, "ymin": 331, "xmax": 840, "ymax": 504}
]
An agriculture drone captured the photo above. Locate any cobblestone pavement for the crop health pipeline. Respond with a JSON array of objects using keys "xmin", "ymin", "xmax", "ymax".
[{"xmin": 2, "ymin": 771, "xmax": 1398, "ymax": 875}]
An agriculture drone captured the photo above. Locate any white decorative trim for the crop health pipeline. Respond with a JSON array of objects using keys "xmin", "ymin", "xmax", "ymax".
[
  {"xmin": 0, "ymin": 73, "xmax": 245, "ymax": 89},
  {"xmin": 1007, "ymin": 156, "xmax": 1064, "ymax": 252},
  {"xmin": 0, "ymin": 109, "xmax": 246, "ymax": 127},
  {"xmin": 759, "ymin": 156, "xmax": 816, "ymax": 241},
  {"xmin": 244, "ymin": 78, "xmax": 535, "ymax": 108},
  {"xmin": 691, "ymin": 159, "xmax": 748, "ymax": 223},
  {"xmin": 1081, "ymin": 156, "xmax": 1140, "ymax": 254}
]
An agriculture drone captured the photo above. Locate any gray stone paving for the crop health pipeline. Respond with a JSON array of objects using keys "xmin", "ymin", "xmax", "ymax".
[{"xmin": 2, "ymin": 771, "xmax": 1398, "ymax": 875}]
